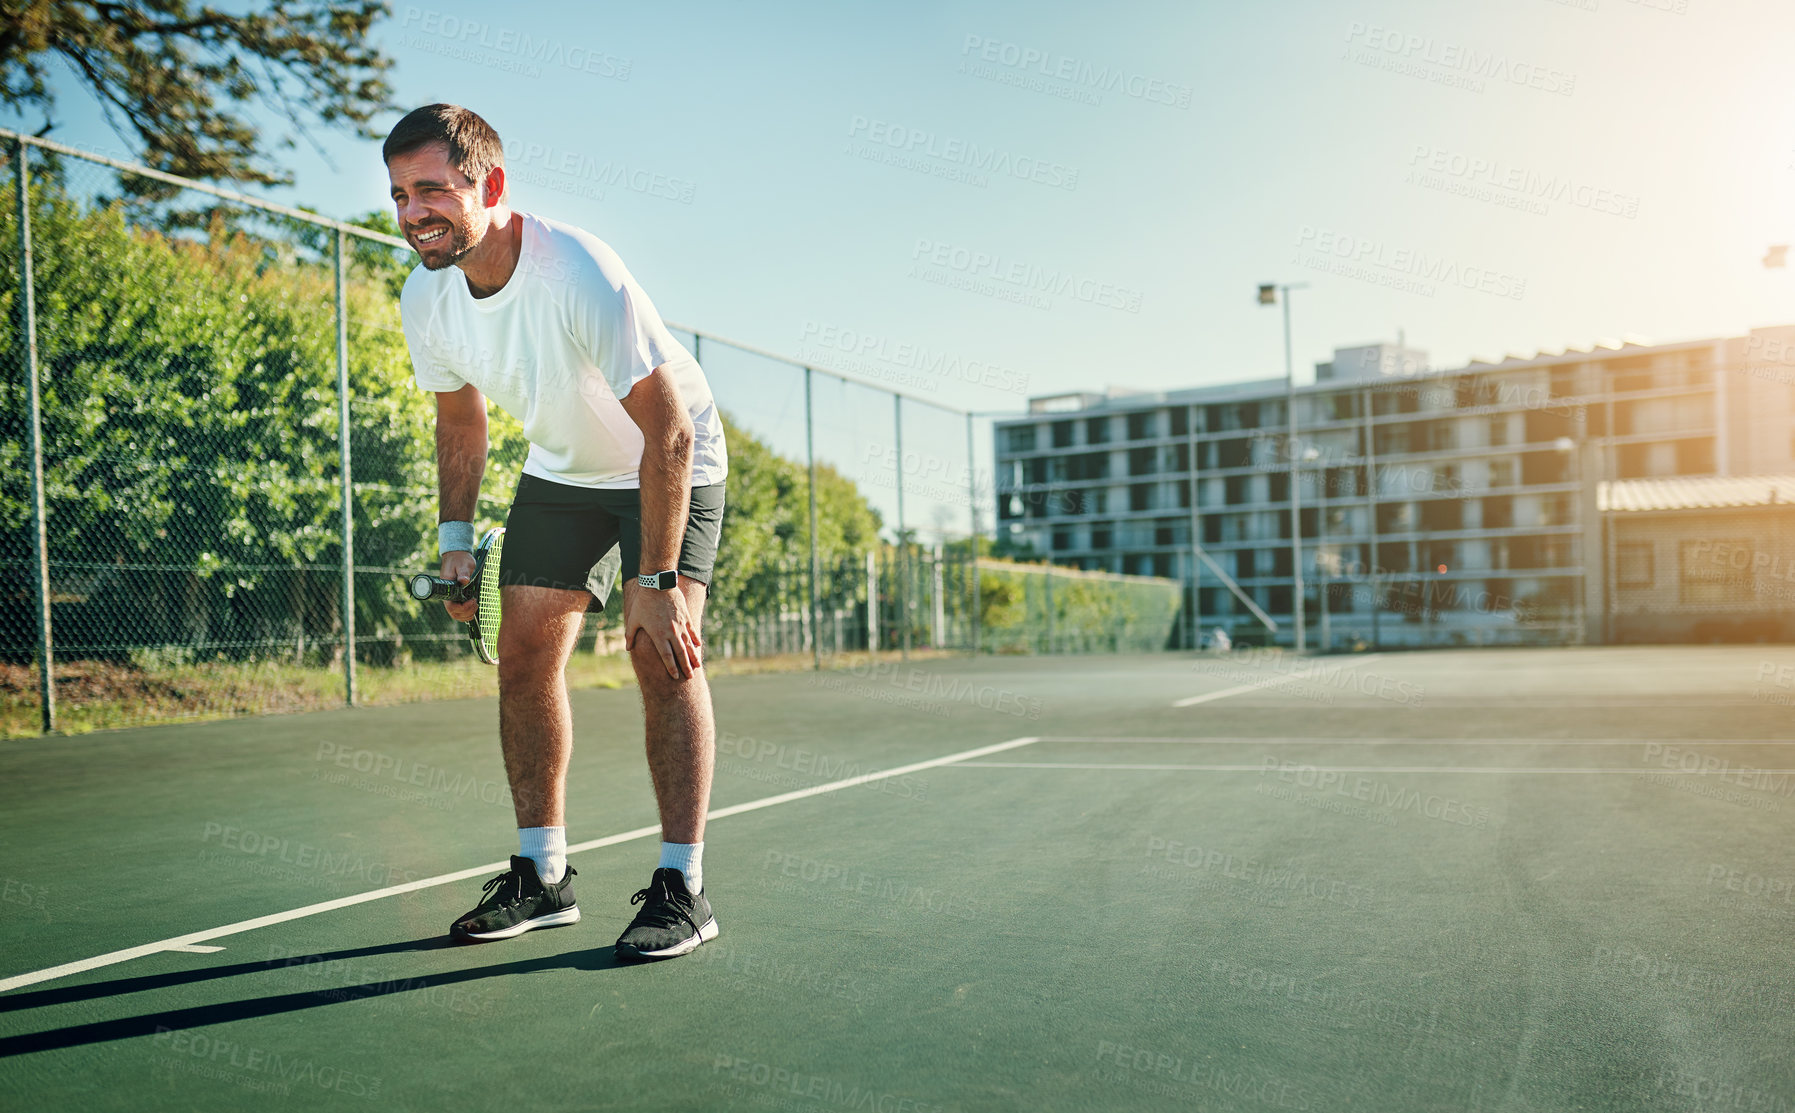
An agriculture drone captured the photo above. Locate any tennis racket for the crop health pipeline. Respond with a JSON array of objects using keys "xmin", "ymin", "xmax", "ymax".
[{"xmin": 407, "ymin": 526, "xmax": 505, "ymax": 664}]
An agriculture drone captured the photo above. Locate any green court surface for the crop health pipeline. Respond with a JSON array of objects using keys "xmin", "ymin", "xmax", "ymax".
[{"xmin": 2, "ymin": 646, "xmax": 1793, "ymax": 1111}]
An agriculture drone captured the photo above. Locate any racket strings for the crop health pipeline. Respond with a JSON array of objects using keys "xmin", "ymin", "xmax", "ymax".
[{"xmin": 476, "ymin": 531, "xmax": 505, "ymax": 662}]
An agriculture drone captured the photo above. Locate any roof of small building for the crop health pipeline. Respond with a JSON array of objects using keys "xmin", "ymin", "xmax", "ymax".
[{"xmin": 1600, "ymin": 474, "xmax": 1795, "ymax": 512}]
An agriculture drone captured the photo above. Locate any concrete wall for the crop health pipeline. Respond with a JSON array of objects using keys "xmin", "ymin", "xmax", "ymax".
[{"xmin": 1609, "ymin": 504, "xmax": 1795, "ymax": 643}]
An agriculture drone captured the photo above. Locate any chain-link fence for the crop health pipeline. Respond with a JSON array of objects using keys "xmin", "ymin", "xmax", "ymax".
[{"xmin": 0, "ymin": 131, "xmax": 1186, "ymax": 737}]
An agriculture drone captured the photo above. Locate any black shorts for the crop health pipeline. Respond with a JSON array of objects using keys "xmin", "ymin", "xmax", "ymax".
[{"xmin": 499, "ymin": 474, "xmax": 725, "ymax": 612}]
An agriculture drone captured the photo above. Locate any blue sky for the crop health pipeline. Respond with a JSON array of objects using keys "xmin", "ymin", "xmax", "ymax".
[{"xmin": 10, "ymin": 0, "xmax": 1795, "ymax": 536}]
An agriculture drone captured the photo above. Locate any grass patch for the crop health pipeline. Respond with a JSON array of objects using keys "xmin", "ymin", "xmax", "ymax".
[{"xmin": 0, "ymin": 648, "xmax": 966, "ymax": 739}]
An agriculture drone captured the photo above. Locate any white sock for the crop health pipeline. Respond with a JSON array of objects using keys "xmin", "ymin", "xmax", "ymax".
[
  {"xmin": 519, "ymin": 826, "xmax": 567, "ymax": 884},
  {"xmin": 658, "ymin": 841, "xmax": 704, "ymax": 894}
]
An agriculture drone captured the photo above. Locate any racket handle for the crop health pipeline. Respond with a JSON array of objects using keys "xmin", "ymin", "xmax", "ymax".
[{"xmin": 408, "ymin": 574, "xmax": 466, "ymax": 602}]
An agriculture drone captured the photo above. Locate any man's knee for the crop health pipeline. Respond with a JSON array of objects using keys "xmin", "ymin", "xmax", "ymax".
[
  {"xmin": 499, "ymin": 628, "xmax": 573, "ymax": 685},
  {"xmin": 627, "ymin": 635, "xmax": 701, "ymax": 695}
]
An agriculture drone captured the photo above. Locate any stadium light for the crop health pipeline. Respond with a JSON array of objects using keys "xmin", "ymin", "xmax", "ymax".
[{"xmin": 1260, "ymin": 281, "xmax": 1311, "ymax": 653}]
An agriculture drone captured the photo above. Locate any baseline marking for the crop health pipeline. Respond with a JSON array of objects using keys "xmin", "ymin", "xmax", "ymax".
[
  {"xmin": 949, "ymin": 761, "xmax": 1795, "ymax": 774},
  {"xmin": 1032, "ymin": 737, "xmax": 1795, "ymax": 746},
  {"xmin": 0, "ymin": 735, "xmax": 1042, "ymax": 995}
]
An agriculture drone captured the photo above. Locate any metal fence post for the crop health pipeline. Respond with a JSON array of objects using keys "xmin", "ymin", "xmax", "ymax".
[
  {"xmin": 804, "ymin": 367, "xmax": 821, "ymax": 671},
  {"xmin": 15, "ymin": 140, "xmax": 54, "ymax": 733},
  {"xmin": 895, "ymin": 395, "xmax": 909, "ymax": 660},
  {"xmin": 866, "ymin": 548, "xmax": 878, "ymax": 653},
  {"xmin": 965, "ymin": 412, "xmax": 980, "ymax": 654},
  {"xmin": 335, "ymin": 230, "xmax": 356, "ymax": 707}
]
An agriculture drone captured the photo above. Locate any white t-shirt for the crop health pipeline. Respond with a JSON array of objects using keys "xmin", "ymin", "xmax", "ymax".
[{"xmin": 399, "ymin": 211, "xmax": 727, "ymax": 489}]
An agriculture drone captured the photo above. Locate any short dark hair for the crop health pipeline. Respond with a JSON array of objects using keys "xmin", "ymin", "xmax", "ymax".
[{"xmin": 383, "ymin": 104, "xmax": 505, "ymax": 190}]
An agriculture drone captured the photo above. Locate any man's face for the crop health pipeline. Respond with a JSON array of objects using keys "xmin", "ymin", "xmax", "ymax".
[{"xmin": 387, "ymin": 142, "xmax": 495, "ymax": 271}]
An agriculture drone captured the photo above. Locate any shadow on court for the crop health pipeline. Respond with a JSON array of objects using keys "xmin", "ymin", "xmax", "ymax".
[{"xmin": 0, "ymin": 938, "xmax": 629, "ymax": 1057}]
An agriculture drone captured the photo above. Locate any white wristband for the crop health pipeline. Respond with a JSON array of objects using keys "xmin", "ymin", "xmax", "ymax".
[{"xmin": 438, "ymin": 520, "xmax": 476, "ymax": 556}]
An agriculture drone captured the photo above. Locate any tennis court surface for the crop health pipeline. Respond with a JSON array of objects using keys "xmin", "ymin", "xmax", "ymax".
[{"xmin": 3, "ymin": 645, "xmax": 1793, "ymax": 1111}]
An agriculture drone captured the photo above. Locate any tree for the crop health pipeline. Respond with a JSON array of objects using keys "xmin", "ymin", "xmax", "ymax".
[{"xmin": 0, "ymin": 1, "xmax": 394, "ymax": 186}]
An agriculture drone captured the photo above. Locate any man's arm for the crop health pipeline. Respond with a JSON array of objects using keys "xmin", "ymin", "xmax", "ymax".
[
  {"xmin": 436, "ymin": 384, "xmax": 487, "ymax": 622},
  {"xmin": 618, "ymin": 367, "xmax": 699, "ymax": 678}
]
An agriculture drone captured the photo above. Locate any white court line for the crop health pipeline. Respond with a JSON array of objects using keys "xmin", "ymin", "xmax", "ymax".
[
  {"xmin": 950, "ymin": 761, "xmax": 1795, "ymax": 774},
  {"xmin": 1173, "ymin": 656, "xmax": 1388, "ymax": 708},
  {"xmin": 1033, "ymin": 737, "xmax": 1795, "ymax": 746},
  {"xmin": 1171, "ymin": 676, "xmax": 1305, "ymax": 708},
  {"xmin": 0, "ymin": 735, "xmax": 1042, "ymax": 995}
]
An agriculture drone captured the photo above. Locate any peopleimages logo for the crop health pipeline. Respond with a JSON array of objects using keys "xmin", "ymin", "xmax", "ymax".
[
  {"xmin": 1405, "ymin": 144, "xmax": 1639, "ymax": 219},
  {"xmin": 399, "ymin": 7, "xmax": 631, "ymax": 80},
  {"xmin": 1342, "ymin": 22, "xmax": 1575, "ymax": 96},
  {"xmin": 1294, "ymin": 225, "xmax": 1527, "ymax": 301},
  {"xmin": 797, "ymin": 322, "xmax": 1030, "ymax": 396},
  {"xmin": 504, "ymin": 139, "xmax": 696, "ymax": 205},
  {"xmin": 846, "ymin": 116, "xmax": 1079, "ymax": 191},
  {"xmin": 958, "ymin": 35, "xmax": 1193, "ymax": 109},
  {"xmin": 909, "ymin": 238, "xmax": 1144, "ymax": 313}
]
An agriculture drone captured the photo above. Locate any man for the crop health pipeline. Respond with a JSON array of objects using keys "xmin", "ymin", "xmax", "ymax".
[{"xmin": 385, "ymin": 104, "xmax": 727, "ymax": 960}]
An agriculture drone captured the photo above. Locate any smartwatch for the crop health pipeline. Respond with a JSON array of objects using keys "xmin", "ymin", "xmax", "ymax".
[{"xmin": 637, "ymin": 569, "xmax": 679, "ymax": 590}]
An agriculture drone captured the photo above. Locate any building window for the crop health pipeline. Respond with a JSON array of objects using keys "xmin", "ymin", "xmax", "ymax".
[
  {"xmin": 1003, "ymin": 425, "xmax": 1037, "ymax": 453},
  {"xmin": 1052, "ymin": 420, "xmax": 1075, "ymax": 448},
  {"xmin": 1130, "ymin": 484, "xmax": 1153, "ymax": 511},
  {"xmin": 1681, "ymin": 539, "xmax": 1750, "ymax": 604},
  {"xmin": 1617, "ymin": 543, "xmax": 1653, "ymax": 589},
  {"xmin": 1127, "ymin": 411, "xmax": 1155, "ymax": 440},
  {"xmin": 1087, "ymin": 417, "xmax": 1111, "ymax": 444},
  {"xmin": 1091, "ymin": 524, "xmax": 1113, "ymax": 550},
  {"xmin": 1128, "ymin": 447, "xmax": 1157, "ymax": 476},
  {"xmin": 1052, "ymin": 528, "xmax": 1072, "ymax": 552},
  {"xmin": 1170, "ymin": 408, "xmax": 1189, "ymax": 436}
]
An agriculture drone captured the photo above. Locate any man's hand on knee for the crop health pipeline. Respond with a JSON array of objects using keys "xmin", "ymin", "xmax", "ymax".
[{"xmin": 625, "ymin": 584, "xmax": 703, "ymax": 680}]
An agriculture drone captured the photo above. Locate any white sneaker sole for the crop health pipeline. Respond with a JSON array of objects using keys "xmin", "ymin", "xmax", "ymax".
[
  {"xmin": 457, "ymin": 905, "xmax": 581, "ymax": 942},
  {"xmin": 622, "ymin": 917, "xmax": 719, "ymax": 959}
]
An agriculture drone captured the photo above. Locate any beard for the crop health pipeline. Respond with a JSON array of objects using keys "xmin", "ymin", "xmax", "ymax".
[{"xmin": 411, "ymin": 214, "xmax": 480, "ymax": 271}]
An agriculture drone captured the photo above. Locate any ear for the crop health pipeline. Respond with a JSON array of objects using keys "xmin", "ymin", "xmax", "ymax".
[{"xmin": 481, "ymin": 164, "xmax": 507, "ymax": 208}]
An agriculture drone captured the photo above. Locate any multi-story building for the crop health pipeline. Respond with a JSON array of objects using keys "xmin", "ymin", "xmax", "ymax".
[{"xmin": 994, "ymin": 326, "xmax": 1795, "ymax": 648}]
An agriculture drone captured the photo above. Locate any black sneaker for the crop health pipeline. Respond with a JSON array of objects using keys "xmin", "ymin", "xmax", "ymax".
[
  {"xmin": 614, "ymin": 867, "xmax": 718, "ymax": 960},
  {"xmin": 450, "ymin": 856, "xmax": 580, "ymax": 942}
]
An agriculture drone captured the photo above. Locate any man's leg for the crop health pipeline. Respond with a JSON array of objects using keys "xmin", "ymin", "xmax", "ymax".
[
  {"xmin": 614, "ymin": 575, "xmax": 720, "ymax": 960},
  {"xmin": 496, "ymin": 583, "xmax": 592, "ymax": 828},
  {"xmin": 626, "ymin": 576, "xmax": 714, "ymax": 843},
  {"xmin": 446, "ymin": 583, "xmax": 588, "ymax": 943}
]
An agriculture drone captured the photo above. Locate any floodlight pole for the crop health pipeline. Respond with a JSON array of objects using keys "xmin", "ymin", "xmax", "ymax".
[{"xmin": 1261, "ymin": 282, "xmax": 1310, "ymax": 653}]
